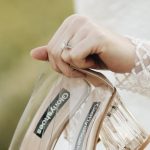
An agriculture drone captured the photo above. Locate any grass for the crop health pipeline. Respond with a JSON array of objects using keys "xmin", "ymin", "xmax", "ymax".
[{"xmin": 0, "ymin": 0, "xmax": 73, "ymax": 149}]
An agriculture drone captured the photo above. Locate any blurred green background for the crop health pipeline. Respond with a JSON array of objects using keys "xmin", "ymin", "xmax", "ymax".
[{"xmin": 0, "ymin": 0, "xmax": 73, "ymax": 149}]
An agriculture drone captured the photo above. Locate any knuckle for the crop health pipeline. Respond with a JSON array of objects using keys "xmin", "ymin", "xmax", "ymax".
[
  {"xmin": 62, "ymin": 66, "xmax": 74, "ymax": 77},
  {"xmin": 67, "ymin": 14, "xmax": 81, "ymax": 20},
  {"xmin": 70, "ymin": 52, "xmax": 78, "ymax": 61},
  {"xmin": 75, "ymin": 15, "xmax": 88, "ymax": 24},
  {"xmin": 64, "ymin": 70, "xmax": 72, "ymax": 78},
  {"xmin": 64, "ymin": 15, "xmax": 90, "ymax": 33},
  {"xmin": 61, "ymin": 54, "xmax": 71, "ymax": 63},
  {"xmin": 64, "ymin": 14, "xmax": 80, "ymax": 23},
  {"xmin": 62, "ymin": 56, "xmax": 70, "ymax": 63},
  {"xmin": 69, "ymin": 14, "xmax": 89, "ymax": 24}
]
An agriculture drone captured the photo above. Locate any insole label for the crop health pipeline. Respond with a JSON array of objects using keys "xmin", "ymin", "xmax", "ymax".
[
  {"xmin": 34, "ymin": 88, "xmax": 70, "ymax": 138},
  {"xmin": 74, "ymin": 102, "xmax": 101, "ymax": 150}
]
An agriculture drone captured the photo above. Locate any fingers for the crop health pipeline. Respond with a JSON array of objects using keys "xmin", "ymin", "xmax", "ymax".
[
  {"xmin": 48, "ymin": 54, "xmax": 62, "ymax": 73},
  {"xmin": 45, "ymin": 15, "xmax": 90, "ymax": 77},
  {"xmin": 55, "ymin": 58, "xmax": 86, "ymax": 78},
  {"xmin": 31, "ymin": 45, "xmax": 48, "ymax": 61},
  {"xmin": 30, "ymin": 15, "xmax": 102, "ymax": 77},
  {"xmin": 48, "ymin": 15, "xmax": 89, "ymax": 49},
  {"xmin": 61, "ymin": 37, "xmax": 99, "ymax": 69}
]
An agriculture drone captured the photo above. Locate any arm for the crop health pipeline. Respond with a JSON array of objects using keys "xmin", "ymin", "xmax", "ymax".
[{"xmin": 115, "ymin": 37, "xmax": 150, "ymax": 97}]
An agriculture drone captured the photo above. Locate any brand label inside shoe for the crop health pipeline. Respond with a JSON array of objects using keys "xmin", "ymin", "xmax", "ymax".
[
  {"xmin": 74, "ymin": 102, "xmax": 101, "ymax": 150},
  {"xmin": 34, "ymin": 88, "xmax": 70, "ymax": 138}
]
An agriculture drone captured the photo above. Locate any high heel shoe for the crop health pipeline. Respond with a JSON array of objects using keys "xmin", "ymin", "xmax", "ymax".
[
  {"xmin": 9, "ymin": 71, "xmax": 91, "ymax": 150},
  {"xmin": 65, "ymin": 68, "xmax": 150, "ymax": 150}
]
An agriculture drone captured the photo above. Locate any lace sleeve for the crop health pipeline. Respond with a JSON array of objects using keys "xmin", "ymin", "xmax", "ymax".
[{"xmin": 114, "ymin": 37, "xmax": 150, "ymax": 97}]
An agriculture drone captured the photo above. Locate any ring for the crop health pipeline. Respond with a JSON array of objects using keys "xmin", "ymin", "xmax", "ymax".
[{"xmin": 61, "ymin": 41, "xmax": 72, "ymax": 51}]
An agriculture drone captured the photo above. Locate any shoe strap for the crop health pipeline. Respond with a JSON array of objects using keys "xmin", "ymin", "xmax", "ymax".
[{"xmin": 72, "ymin": 66, "xmax": 114, "ymax": 90}]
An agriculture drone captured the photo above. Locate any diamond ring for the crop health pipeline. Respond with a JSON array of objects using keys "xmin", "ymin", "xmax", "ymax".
[{"xmin": 61, "ymin": 41, "xmax": 72, "ymax": 51}]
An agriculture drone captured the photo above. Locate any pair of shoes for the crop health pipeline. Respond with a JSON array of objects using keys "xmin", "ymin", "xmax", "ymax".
[{"xmin": 9, "ymin": 68, "xmax": 150, "ymax": 150}]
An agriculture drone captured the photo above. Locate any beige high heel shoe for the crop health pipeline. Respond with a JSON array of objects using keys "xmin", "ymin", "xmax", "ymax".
[
  {"xmin": 65, "ymin": 68, "xmax": 150, "ymax": 150},
  {"xmin": 9, "ymin": 71, "xmax": 91, "ymax": 150}
]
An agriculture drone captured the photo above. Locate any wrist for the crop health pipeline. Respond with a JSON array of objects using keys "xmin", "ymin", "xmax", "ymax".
[{"xmin": 100, "ymin": 32, "xmax": 136, "ymax": 73}]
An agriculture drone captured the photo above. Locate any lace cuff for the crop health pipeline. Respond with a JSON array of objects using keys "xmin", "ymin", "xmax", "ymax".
[{"xmin": 114, "ymin": 37, "xmax": 150, "ymax": 97}]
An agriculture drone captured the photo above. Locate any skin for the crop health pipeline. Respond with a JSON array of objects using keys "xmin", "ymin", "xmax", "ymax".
[{"xmin": 30, "ymin": 14, "xmax": 136, "ymax": 78}]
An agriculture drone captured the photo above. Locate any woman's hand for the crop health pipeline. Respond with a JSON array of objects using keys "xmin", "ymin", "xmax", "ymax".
[{"xmin": 31, "ymin": 14, "xmax": 136, "ymax": 77}]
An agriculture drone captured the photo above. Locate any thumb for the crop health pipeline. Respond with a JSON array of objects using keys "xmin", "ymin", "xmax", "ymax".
[{"xmin": 30, "ymin": 45, "xmax": 48, "ymax": 61}]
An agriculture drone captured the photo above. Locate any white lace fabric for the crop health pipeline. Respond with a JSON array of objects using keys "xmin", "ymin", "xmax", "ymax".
[{"xmin": 115, "ymin": 37, "xmax": 150, "ymax": 97}]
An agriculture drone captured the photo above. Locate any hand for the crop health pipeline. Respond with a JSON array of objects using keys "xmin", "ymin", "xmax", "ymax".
[{"xmin": 31, "ymin": 14, "xmax": 136, "ymax": 77}]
